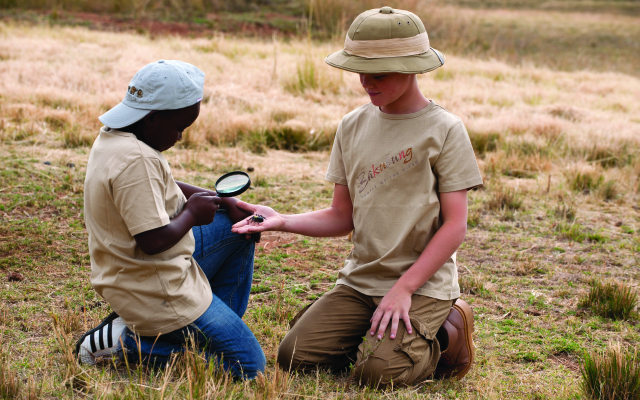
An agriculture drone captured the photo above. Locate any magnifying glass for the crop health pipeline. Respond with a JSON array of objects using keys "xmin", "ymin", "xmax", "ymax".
[{"xmin": 215, "ymin": 171, "xmax": 251, "ymax": 197}]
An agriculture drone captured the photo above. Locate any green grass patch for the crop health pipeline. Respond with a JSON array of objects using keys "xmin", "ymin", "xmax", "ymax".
[
  {"xmin": 581, "ymin": 345, "xmax": 640, "ymax": 400},
  {"xmin": 556, "ymin": 222, "xmax": 608, "ymax": 243},
  {"xmin": 579, "ymin": 279, "xmax": 638, "ymax": 320}
]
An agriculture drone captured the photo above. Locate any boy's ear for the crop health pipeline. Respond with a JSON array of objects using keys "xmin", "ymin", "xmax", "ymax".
[{"xmin": 142, "ymin": 111, "xmax": 158, "ymax": 127}]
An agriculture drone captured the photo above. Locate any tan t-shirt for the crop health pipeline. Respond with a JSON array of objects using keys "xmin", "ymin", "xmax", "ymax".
[
  {"xmin": 325, "ymin": 102, "xmax": 483, "ymax": 300},
  {"xmin": 84, "ymin": 127, "xmax": 212, "ymax": 336}
]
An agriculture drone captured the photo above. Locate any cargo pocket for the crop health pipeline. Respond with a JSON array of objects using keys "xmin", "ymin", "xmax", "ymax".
[{"xmin": 397, "ymin": 317, "xmax": 432, "ymax": 365}]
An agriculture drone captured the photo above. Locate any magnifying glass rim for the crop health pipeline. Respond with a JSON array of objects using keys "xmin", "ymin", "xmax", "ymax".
[{"xmin": 215, "ymin": 171, "xmax": 251, "ymax": 197}]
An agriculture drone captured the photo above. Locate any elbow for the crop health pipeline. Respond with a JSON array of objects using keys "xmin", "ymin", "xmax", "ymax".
[
  {"xmin": 138, "ymin": 243, "xmax": 163, "ymax": 255},
  {"xmin": 134, "ymin": 235, "xmax": 168, "ymax": 255},
  {"xmin": 144, "ymin": 248, "xmax": 162, "ymax": 256},
  {"xmin": 339, "ymin": 229, "xmax": 353, "ymax": 238},
  {"xmin": 456, "ymin": 221, "xmax": 468, "ymax": 243},
  {"xmin": 444, "ymin": 220, "xmax": 467, "ymax": 246},
  {"xmin": 340, "ymin": 221, "xmax": 355, "ymax": 237}
]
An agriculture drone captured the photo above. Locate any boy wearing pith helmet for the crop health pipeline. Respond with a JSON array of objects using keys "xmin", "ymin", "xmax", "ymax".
[{"xmin": 232, "ymin": 7, "xmax": 482, "ymax": 386}]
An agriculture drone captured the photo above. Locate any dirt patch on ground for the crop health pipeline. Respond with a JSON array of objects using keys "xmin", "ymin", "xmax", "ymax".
[
  {"xmin": 549, "ymin": 352, "xmax": 581, "ymax": 373},
  {"xmin": 1, "ymin": 10, "xmax": 298, "ymax": 38},
  {"xmin": 257, "ymin": 231, "xmax": 299, "ymax": 252}
]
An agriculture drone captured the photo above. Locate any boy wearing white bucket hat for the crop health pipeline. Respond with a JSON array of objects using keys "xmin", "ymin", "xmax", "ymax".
[
  {"xmin": 233, "ymin": 7, "xmax": 482, "ymax": 386},
  {"xmin": 77, "ymin": 60, "xmax": 266, "ymax": 379}
]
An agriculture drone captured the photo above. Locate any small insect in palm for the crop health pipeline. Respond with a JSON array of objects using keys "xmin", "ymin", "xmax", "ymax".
[{"xmin": 247, "ymin": 214, "xmax": 266, "ymax": 224}]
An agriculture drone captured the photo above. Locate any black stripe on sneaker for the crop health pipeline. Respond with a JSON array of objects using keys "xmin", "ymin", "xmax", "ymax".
[
  {"xmin": 74, "ymin": 311, "xmax": 119, "ymax": 357},
  {"xmin": 98, "ymin": 324, "xmax": 105, "ymax": 350},
  {"xmin": 107, "ymin": 320, "xmax": 113, "ymax": 348},
  {"xmin": 90, "ymin": 331, "xmax": 97, "ymax": 353}
]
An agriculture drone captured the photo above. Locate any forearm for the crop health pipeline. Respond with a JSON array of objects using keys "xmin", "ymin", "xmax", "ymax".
[
  {"xmin": 281, "ymin": 207, "xmax": 354, "ymax": 237},
  {"xmin": 368, "ymin": 223, "xmax": 466, "ymax": 340},
  {"xmin": 176, "ymin": 181, "xmax": 215, "ymax": 199},
  {"xmin": 394, "ymin": 220, "xmax": 467, "ymax": 294},
  {"xmin": 231, "ymin": 183, "xmax": 353, "ymax": 236},
  {"xmin": 134, "ymin": 209, "xmax": 197, "ymax": 255}
]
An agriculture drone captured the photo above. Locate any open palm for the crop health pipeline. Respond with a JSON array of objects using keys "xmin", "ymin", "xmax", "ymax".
[{"xmin": 231, "ymin": 201, "xmax": 283, "ymax": 234}]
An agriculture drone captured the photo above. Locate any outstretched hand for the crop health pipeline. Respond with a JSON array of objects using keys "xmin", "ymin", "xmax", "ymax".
[
  {"xmin": 369, "ymin": 285, "xmax": 413, "ymax": 341},
  {"xmin": 231, "ymin": 201, "xmax": 284, "ymax": 234}
]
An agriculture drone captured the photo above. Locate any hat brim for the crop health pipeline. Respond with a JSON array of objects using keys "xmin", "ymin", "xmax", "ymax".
[
  {"xmin": 325, "ymin": 47, "xmax": 445, "ymax": 74},
  {"xmin": 99, "ymin": 102, "xmax": 152, "ymax": 129}
]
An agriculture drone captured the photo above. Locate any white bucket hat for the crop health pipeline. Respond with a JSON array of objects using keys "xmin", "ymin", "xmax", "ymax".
[{"xmin": 99, "ymin": 60, "xmax": 205, "ymax": 129}]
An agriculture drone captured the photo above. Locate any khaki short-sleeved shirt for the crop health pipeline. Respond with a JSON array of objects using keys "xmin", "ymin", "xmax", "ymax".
[
  {"xmin": 325, "ymin": 102, "xmax": 483, "ymax": 300},
  {"xmin": 84, "ymin": 127, "xmax": 212, "ymax": 336}
]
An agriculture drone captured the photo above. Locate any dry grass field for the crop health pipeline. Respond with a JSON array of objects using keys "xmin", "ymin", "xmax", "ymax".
[{"xmin": 0, "ymin": 4, "xmax": 639, "ymax": 399}]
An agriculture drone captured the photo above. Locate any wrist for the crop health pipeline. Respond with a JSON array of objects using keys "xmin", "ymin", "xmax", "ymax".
[
  {"xmin": 278, "ymin": 213, "xmax": 289, "ymax": 232},
  {"xmin": 392, "ymin": 277, "xmax": 417, "ymax": 297},
  {"xmin": 181, "ymin": 207, "xmax": 198, "ymax": 227}
]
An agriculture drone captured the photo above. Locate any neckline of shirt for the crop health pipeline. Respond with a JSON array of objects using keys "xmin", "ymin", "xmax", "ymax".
[
  {"xmin": 372, "ymin": 100, "xmax": 435, "ymax": 120},
  {"xmin": 101, "ymin": 126, "xmax": 133, "ymax": 136}
]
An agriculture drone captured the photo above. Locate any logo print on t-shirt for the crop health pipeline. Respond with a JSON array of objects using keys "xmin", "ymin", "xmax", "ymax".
[{"xmin": 357, "ymin": 147, "xmax": 414, "ymax": 194}]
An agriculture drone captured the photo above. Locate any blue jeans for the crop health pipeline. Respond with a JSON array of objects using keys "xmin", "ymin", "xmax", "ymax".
[{"xmin": 121, "ymin": 211, "xmax": 265, "ymax": 379}]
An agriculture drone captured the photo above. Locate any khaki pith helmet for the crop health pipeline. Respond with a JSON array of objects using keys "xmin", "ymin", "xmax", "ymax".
[{"xmin": 325, "ymin": 6, "xmax": 445, "ymax": 74}]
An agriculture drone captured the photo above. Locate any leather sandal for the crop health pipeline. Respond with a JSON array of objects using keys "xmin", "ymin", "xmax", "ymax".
[{"xmin": 433, "ymin": 299, "xmax": 475, "ymax": 380}]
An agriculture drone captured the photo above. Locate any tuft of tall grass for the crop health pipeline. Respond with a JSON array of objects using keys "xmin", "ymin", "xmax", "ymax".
[
  {"xmin": 567, "ymin": 168, "xmax": 604, "ymax": 194},
  {"xmin": 284, "ymin": 56, "xmax": 341, "ymax": 96},
  {"xmin": 61, "ymin": 124, "xmax": 95, "ymax": 148},
  {"xmin": 0, "ymin": 342, "xmax": 20, "ymax": 400},
  {"xmin": 468, "ymin": 129, "xmax": 501, "ymax": 156},
  {"xmin": 241, "ymin": 124, "xmax": 333, "ymax": 154},
  {"xmin": 578, "ymin": 279, "xmax": 637, "ymax": 320},
  {"xmin": 176, "ymin": 337, "xmax": 237, "ymax": 400},
  {"xmin": 486, "ymin": 184, "xmax": 522, "ymax": 211},
  {"xmin": 254, "ymin": 367, "xmax": 292, "ymax": 400},
  {"xmin": 460, "ymin": 274, "xmax": 489, "ymax": 297},
  {"xmin": 584, "ymin": 142, "xmax": 638, "ymax": 169},
  {"xmin": 598, "ymin": 180, "xmax": 619, "ymax": 202},
  {"xmin": 514, "ymin": 258, "xmax": 548, "ymax": 276},
  {"xmin": 51, "ymin": 312, "xmax": 90, "ymax": 392},
  {"xmin": 285, "ymin": 57, "xmax": 319, "ymax": 94},
  {"xmin": 564, "ymin": 166, "xmax": 621, "ymax": 201},
  {"xmin": 56, "ymin": 300, "xmax": 85, "ymax": 334},
  {"xmin": 581, "ymin": 344, "xmax": 640, "ymax": 400},
  {"xmin": 554, "ymin": 203, "xmax": 576, "ymax": 221},
  {"xmin": 556, "ymin": 222, "xmax": 607, "ymax": 243}
]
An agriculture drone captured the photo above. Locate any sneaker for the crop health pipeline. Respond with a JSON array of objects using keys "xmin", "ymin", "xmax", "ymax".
[
  {"xmin": 433, "ymin": 299, "xmax": 475, "ymax": 380},
  {"xmin": 74, "ymin": 311, "xmax": 126, "ymax": 365}
]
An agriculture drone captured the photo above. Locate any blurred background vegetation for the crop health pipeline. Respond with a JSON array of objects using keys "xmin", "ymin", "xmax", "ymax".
[
  {"xmin": 3, "ymin": 0, "xmax": 640, "ymax": 17},
  {"xmin": 1, "ymin": 0, "xmax": 639, "ymax": 76}
]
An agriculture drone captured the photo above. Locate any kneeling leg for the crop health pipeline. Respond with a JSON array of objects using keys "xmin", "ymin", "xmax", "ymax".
[{"xmin": 352, "ymin": 296, "xmax": 453, "ymax": 388}]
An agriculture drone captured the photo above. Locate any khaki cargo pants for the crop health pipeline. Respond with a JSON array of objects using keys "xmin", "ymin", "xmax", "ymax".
[{"xmin": 277, "ymin": 284, "xmax": 454, "ymax": 387}]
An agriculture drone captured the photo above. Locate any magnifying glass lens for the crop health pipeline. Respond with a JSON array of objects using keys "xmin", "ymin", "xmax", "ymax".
[
  {"xmin": 215, "ymin": 172, "xmax": 251, "ymax": 197},
  {"xmin": 217, "ymin": 175, "xmax": 249, "ymax": 193}
]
